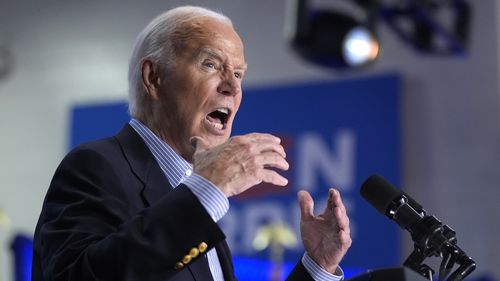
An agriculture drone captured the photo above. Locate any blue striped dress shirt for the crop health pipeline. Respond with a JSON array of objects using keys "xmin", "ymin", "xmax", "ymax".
[{"xmin": 129, "ymin": 119, "xmax": 343, "ymax": 281}]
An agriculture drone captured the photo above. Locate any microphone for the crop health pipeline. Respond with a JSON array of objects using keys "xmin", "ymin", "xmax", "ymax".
[
  {"xmin": 360, "ymin": 174, "xmax": 476, "ymax": 281},
  {"xmin": 360, "ymin": 174, "xmax": 425, "ymax": 231}
]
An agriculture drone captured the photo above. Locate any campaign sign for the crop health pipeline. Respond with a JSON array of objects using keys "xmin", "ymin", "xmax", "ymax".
[{"xmin": 70, "ymin": 74, "xmax": 401, "ymax": 270}]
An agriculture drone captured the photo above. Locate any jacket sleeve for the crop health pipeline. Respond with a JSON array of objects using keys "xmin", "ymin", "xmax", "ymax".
[
  {"xmin": 33, "ymin": 146, "xmax": 225, "ymax": 281},
  {"xmin": 286, "ymin": 261, "xmax": 315, "ymax": 281}
]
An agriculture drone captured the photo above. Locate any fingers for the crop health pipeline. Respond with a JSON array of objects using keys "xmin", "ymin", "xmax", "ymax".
[
  {"xmin": 244, "ymin": 133, "xmax": 281, "ymax": 144},
  {"xmin": 338, "ymin": 228, "xmax": 352, "ymax": 249},
  {"xmin": 233, "ymin": 134, "xmax": 289, "ymax": 179},
  {"xmin": 257, "ymin": 151, "xmax": 289, "ymax": 171},
  {"xmin": 257, "ymin": 142, "xmax": 286, "ymax": 158},
  {"xmin": 325, "ymin": 188, "xmax": 350, "ymax": 233},
  {"xmin": 298, "ymin": 190, "xmax": 314, "ymax": 221},
  {"xmin": 231, "ymin": 133, "xmax": 286, "ymax": 158},
  {"xmin": 335, "ymin": 206, "xmax": 350, "ymax": 234},
  {"xmin": 259, "ymin": 169, "xmax": 288, "ymax": 186},
  {"xmin": 326, "ymin": 188, "xmax": 346, "ymax": 215},
  {"xmin": 247, "ymin": 152, "xmax": 289, "ymax": 186}
]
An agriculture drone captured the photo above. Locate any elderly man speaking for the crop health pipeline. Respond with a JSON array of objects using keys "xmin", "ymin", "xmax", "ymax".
[{"xmin": 32, "ymin": 6, "xmax": 351, "ymax": 281}]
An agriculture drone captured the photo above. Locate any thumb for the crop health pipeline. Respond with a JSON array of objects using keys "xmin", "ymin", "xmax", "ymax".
[
  {"xmin": 190, "ymin": 136, "xmax": 210, "ymax": 153},
  {"xmin": 298, "ymin": 190, "xmax": 314, "ymax": 221}
]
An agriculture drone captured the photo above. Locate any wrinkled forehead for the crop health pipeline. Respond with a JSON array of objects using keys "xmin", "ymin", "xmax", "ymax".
[
  {"xmin": 172, "ymin": 18, "xmax": 245, "ymax": 62},
  {"xmin": 172, "ymin": 18, "xmax": 217, "ymax": 46}
]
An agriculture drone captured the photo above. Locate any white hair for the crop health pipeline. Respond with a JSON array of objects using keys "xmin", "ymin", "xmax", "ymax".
[{"xmin": 127, "ymin": 6, "xmax": 233, "ymax": 119}]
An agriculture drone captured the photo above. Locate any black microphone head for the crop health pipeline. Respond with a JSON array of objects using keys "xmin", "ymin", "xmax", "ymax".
[
  {"xmin": 402, "ymin": 191, "xmax": 425, "ymax": 214},
  {"xmin": 360, "ymin": 174, "xmax": 403, "ymax": 215}
]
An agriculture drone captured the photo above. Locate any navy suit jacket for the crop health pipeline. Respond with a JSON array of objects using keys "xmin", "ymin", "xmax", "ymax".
[{"xmin": 32, "ymin": 124, "xmax": 314, "ymax": 281}]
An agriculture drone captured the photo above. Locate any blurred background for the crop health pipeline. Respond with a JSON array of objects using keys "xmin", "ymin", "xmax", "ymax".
[{"xmin": 0, "ymin": 0, "xmax": 499, "ymax": 280}]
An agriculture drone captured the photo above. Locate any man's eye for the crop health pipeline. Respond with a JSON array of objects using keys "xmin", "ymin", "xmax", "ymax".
[
  {"xmin": 234, "ymin": 72, "xmax": 243, "ymax": 79},
  {"xmin": 203, "ymin": 61, "xmax": 216, "ymax": 69}
]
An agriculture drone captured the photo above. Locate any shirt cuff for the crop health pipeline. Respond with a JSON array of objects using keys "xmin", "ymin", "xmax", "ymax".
[
  {"xmin": 183, "ymin": 173, "xmax": 229, "ymax": 222},
  {"xmin": 302, "ymin": 252, "xmax": 344, "ymax": 281}
]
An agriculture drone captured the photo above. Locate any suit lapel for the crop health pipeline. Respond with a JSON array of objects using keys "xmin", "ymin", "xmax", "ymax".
[
  {"xmin": 115, "ymin": 124, "xmax": 235, "ymax": 281},
  {"xmin": 115, "ymin": 124, "xmax": 173, "ymax": 207}
]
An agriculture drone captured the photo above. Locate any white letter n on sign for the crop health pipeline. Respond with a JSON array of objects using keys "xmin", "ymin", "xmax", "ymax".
[{"xmin": 296, "ymin": 130, "xmax": 356, "ymax": 192}]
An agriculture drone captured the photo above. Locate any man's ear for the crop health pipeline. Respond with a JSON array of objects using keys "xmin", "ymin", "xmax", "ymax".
[{"xmin": 141, "ymin": 59, "xmax": 162, "ymax": 100}]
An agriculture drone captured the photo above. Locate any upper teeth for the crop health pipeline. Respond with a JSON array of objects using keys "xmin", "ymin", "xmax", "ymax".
[{"xmin": 216, "ymin": 108, "xmax": 229, "ymax": 114}]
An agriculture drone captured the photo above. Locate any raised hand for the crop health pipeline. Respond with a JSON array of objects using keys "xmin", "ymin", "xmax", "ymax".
[
  {"xmin": 298, "ymin": 189, "xmax": 352, "ymax": 273},
  {"xmin": 191, "ymin": 133, "xmax": 289, "ymax": 197}
]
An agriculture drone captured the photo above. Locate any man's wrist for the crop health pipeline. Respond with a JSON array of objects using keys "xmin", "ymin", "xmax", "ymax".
[
  {"xmin": 183, "ymin": 173, "xmax": 229, "ymax": 221},
  {"xmin": 302, "ymin": 252, "xmax": 344, "ymax": 281}
]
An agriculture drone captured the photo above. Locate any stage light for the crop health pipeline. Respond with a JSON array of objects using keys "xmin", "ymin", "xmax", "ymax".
[
  {"xmin": 286, "ymin": 0, "xmax": 471, "ymax": 69},
  {"xmin": 286, "ymin": 0, "xmax": 380, "ymax": 69},
  {"xmin": 343, "ymin": 26, "xmax": 380, "ymax": 66}
]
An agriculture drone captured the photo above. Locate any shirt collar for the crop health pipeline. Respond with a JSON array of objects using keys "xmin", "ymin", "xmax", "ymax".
[{"xmin": 129, "ymin": 118, "xmax": 193, "ymax": 188}]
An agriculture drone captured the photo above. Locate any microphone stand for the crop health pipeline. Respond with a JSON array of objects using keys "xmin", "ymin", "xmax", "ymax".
[
  {"xmin": 402, "ymin": 212, "xmax": 476, "ymax": 281},
  {"xmin": 360, "ymin": 175, "xmax": 476, "ymax": 281},
  {"xmin": 404, "ymin": 246, "xmax": 434, "ymax": 281}
]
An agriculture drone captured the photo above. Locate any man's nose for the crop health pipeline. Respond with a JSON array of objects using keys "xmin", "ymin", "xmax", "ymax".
[{"xmin": 217, "ymin": 72, "xmax": 240, "ymax": 96}]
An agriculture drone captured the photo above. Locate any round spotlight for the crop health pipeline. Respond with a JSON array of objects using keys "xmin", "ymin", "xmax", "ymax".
[
  {"xmin": 343, "ymin": 27, "xmax": 380, "ymax": 66},
  {"xmin": 288, "ymin": 7, "xmax": 380, "ymax": 69}
]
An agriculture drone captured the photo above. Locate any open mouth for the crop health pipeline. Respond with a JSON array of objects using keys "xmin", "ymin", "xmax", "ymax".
[{"xmin": 205, "ymin": 108, "xmax": 230, "ymax": 130}]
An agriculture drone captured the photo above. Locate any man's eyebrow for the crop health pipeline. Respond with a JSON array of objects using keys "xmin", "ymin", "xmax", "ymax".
[
  {"xmin": 237, "ymin": 63, "xmax": 248, "ymax": 71},
  {"xmin": 198, "ymin": 47, "xmax": 248, "ymax": 70},
  {"xmin": 198, "ymin": 47, "xmax": 223, "ymax": 61}
]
